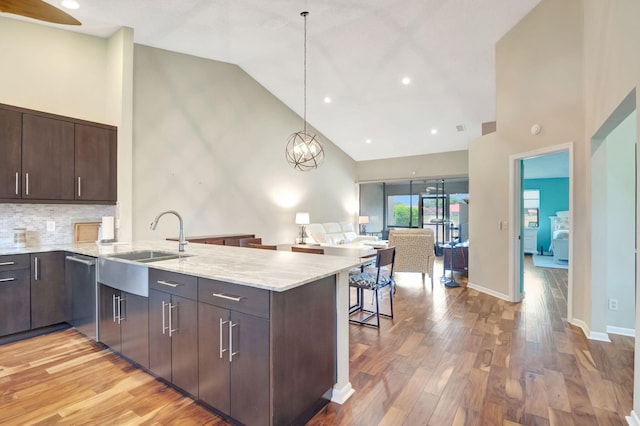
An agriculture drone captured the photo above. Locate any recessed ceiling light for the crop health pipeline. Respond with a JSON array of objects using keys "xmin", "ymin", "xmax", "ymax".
[
  {"xmin": 324, "ymin": 96, "xmax": 332, "ymax": 104},
  {"xmin": 430, "ymin": 129, "xmax": 438, "ymax": 135},
  {"xmin": 365, "ymin": 139, "xmax": 372, "ymax": 144},
  {"xmin": 61, "ymin": 0, "xmax": 80, "ymax": 9},
  {"xmin": 402, "ymin": 77, "xmax": 411, "ymax": 85}
]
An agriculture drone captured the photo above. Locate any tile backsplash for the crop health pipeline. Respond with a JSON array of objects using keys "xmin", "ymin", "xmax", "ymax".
[{"xmin": 0, "ymin": 204, "xmax": 116, "ymax": 248}]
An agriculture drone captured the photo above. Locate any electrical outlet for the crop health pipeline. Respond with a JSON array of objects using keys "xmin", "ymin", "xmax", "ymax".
[
  {"xmin": 609, "ymin": 299, "xmax": 619, "ymax": 311},
  {"xmin": 46, "ymin": 220, "xmax": 56, "ymax": 233}
]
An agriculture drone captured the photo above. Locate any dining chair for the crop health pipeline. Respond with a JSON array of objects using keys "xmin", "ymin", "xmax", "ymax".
[
  {"xmin": 291, "ymin": 246, "xmax": 325, "ymax": 255},
  {"xmin": 348, "ymin": 246, "xmax": 396, "ymax": 328},
  {"xmin": 238, "ymin": 237, "xmax": 262, "ymax": 247},
  {"xmin": 247, "ymin": 243, "xmax": 277, "ymax": 250}
]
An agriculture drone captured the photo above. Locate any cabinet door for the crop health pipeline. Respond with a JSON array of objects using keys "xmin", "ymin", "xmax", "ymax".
[
  {"xmin": 0, "ymin": 108, "xmax": 22, "ymax": 199},
  {"xmin": 229, "ymin": 311, "xmax": 270, "ymax": 426},
  {"xmin": 120, "ymin": 292, "xmax": 149, "ymax": 369},
  {"xmin": 149, "ymin": 289, "xmax": 172, "ymax": 381},
  {"xmin": 198, "ymin": 303, "xmax": 231, "ymax": 414},
  {"xmin": 0, "ymin": 269, "xmax": 31, "ymax": 336},
  {"xmin": 75, "ymin": 124, "xmax": 117, "ymax": 202},
  {"xmin": 30, "ymin": 252, "xmax": 67, "ymax": 329},
  {"xmin": 171, "ymin": 295, "xmax": 198, "ymax": 397},
  {"xmin": 98, "ymin": 284, "xmax": 121, "ymax": 351},
  {"xmin": 22, "ymin": 114, "xmax": 74, "ymax": 200}
]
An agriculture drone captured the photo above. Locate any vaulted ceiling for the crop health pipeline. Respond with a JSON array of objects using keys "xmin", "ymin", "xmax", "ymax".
[{"xmin": 3, "ymin": 0, "xmax": 541, "ymax": 161}]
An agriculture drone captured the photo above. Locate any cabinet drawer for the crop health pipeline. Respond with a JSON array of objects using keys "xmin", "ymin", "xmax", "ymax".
[
  {"xmin": 149, "ymin": 268, "xmax": 197, "ymax": 300},
  {"xmin": 0, "ymin": 254, "xmax": 30, "ymax": 272},
  {"xmin": 0, "ymin": 267, "xmax": 30, "ymax": 284},
  {"xmin": 199, "ymin": 278, "xmax": 269, "ymax": 319}
]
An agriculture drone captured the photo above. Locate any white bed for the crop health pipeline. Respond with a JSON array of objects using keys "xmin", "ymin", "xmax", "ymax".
[{"xmin": 549, "ymin": 211, "xmax": 569, "ymax": 263}]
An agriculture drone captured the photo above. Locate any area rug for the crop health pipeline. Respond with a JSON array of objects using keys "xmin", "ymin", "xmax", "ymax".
[{"xmin": 532, "ymin": 254, "xmax": 568, "ymax": 270}]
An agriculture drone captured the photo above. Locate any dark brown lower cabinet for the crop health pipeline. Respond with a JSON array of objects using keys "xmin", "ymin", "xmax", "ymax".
[
  {"xmin": 0, "ymin": 254, "xmax": 31, "ymax": 336},
  {"xmin": 98, "ymin": 284, "xmax": 149, "ymax": 368},
  {"xmin": 30, "ymin": 252, "xmax": 68, "ymax": 329},
  {"xmin": 148, "ymin": 269, "xmax": 198, "ymax": 397},
  {"xmin": 198, "ymin": 303, "xmax": 270, "ymax": 426}
]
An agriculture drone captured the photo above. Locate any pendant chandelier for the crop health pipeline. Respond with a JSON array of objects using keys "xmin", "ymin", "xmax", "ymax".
[{"xmin": 285, "ymin": 11, "xmax": 324, "ymax": 171}]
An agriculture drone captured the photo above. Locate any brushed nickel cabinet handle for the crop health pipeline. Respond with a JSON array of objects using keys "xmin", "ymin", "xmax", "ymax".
[
  {"xmin": 219, "ymin": 318, "xmax": 229, "ymax": 359},
  {"xmin": 33, "ymin": 257, "xmax": 39, "ymax": 281},
  {"xmin": 118, "ymin": 295, "xmax": 125, "ymax": 323},
  {"xmin": 0, "ymin": 261, "xmax": 15, "ymax": 266},
  {"xmin": 15, "ymin": 172, "xmax": 18, "ymax": 195},
  {"xmin": 112, "ymin": 294, "xmax": 117, "ymax": 323},
  {"xmin": 157, "ymin": 280, "xmax": 182, "ymax": 288},
  {"xmin": 25, "ymin": 173, "xmax": 29, "ymax": 196},
  {"xmin": 0, "ymin": 277, "xmax": 16, "ymax": 283},
  {"xmin": 168, "ymin": 302, "xmax": 177, "ymax": 337},
  {"xmin": 229, "ymin": 321, "xmax": 238, "ymax": 362},
  {"xmin": 78, "ymin": 177, "xmax": 82, "ymax": 197},
  {"xmin": 212, "ymin": 292, "xmax": 244, "ymax": 302},
  {"xmin": 162, "ymin": 300, "xmax": 168, "ymax": 334}
]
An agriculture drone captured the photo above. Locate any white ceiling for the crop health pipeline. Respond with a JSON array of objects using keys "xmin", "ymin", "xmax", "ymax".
[{"xmin": 5, "ymin": 0, "xmax": 540, "ymax": 161}]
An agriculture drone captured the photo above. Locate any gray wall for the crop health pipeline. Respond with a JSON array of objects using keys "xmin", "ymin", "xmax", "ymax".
[{"xmin": 132, "ymin": 45, "xmax": 358, "ymax": 245}]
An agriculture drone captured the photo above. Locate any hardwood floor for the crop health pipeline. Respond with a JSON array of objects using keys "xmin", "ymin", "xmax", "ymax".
[{"xmin": 0, "ymin": 256, "xmax": 633, "ymax": 425}]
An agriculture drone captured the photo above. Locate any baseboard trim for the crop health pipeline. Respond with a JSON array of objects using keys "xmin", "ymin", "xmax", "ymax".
[
  {"xmin": 466, "ymin": 282, "xmax": 511, "ymax": 301},
  {"xmin": 331, "ymin": 382, "xmax": 355, "ymax": 404},
  {"xmin": 571, "ymin": 318, "xmax": 611, "ymax": 342},
  {"xmin": 607, "ymin": 326, "xmax": 635, "ymax": 337},
  {"xmin": 626, "ymin": 410, "xmax": 640, "ymax": 426}
]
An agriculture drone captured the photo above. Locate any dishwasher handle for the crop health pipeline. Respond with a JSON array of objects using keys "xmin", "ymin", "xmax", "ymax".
[{"xmin": 65, "ymin": 255, "xmax": 96, "ymax": 266}]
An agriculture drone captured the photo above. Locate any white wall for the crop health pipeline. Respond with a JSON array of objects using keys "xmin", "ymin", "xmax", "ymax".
[
  {"xmin": 0, "ymin": 18, "xmax": 128, "ymax": 243},
  {"xmin": 132, "ymin": 45, "xmax": 358, "ymax": 244},
  {"xmin": 0, "ymin": 17, "xmax": 109, "ymax": 122},
  {"xmin": 468, "ymin": 0, "xmax": 584, "ymax": 301},
  {"xmin": 357, "ymin": 150, "xmax": 468, "ymax": 182},
  {"xmin": 605, "ymin": 111, "xmax": 636, "ymax": 331}
]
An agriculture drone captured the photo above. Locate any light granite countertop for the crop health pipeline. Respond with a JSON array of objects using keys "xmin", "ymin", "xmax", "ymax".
[{"xmin": 0, "ymin": 241, "xmax": 363, "ymax": 292}]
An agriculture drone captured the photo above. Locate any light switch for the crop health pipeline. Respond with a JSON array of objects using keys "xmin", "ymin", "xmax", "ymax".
[{"xmin": 46, "ymin": 220, "xmax": 56, "ymax": 232}]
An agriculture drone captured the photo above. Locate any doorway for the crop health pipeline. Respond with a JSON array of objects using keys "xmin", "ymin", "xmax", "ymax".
[{"xmin": 509, "ymin": 143, "xmax": 574, "ymax": 322}]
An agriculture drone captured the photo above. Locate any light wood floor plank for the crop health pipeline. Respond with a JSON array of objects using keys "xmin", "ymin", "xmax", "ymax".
[{"xmin": 0, "ymin": 256, "xmax": 632, "ymax": 425}]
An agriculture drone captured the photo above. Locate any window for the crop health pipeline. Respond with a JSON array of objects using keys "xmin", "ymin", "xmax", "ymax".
[
  {"xmin": 387, "ymin": 194, "xmax": 419, "ymax": 227},
  {"xmin": 523, "ymin": 190, "xmax": 540, "ymax": 227}
]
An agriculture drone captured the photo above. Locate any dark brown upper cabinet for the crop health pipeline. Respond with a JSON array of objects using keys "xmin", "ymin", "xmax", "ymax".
[
  {"xmin": 22, "ymin": 114, "xmax": 75, "ymax": 201},
  {"xmin": 0, "ymin": 108, "xmax": 23, "ymax": 199},
  {"xmin": 75, "ymin": 124, "xmax": 117, "ymax": 202},
  {"xmin": 0, "ymin": 103, "xmax": 117, "ymax": 204}
]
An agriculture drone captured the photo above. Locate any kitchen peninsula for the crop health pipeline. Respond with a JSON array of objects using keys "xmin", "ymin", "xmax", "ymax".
[{"xmin": 0, "ymin": 240, "xmax": 362, "ymax": 426}]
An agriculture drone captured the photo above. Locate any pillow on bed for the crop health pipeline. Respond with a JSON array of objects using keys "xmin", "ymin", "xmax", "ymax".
[{"xmin": 555, "ymin": 216, "xmax": 570, "ymax": 230}]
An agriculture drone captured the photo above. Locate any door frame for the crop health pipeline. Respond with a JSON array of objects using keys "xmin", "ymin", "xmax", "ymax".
[{"xmin": 508, "ymin": 142, "xmax": 574, "ymax": 322}]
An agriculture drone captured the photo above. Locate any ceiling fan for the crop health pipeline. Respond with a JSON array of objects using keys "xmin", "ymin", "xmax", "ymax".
[{"xmin": 0, "ymin": 0, "xmax": 80, "ymax": 25}]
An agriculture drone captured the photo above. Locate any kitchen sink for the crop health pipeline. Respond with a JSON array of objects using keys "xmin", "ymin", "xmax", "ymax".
[{"xmin": 108, "ymin": 250, "xmax": 192, "ymax": 263}]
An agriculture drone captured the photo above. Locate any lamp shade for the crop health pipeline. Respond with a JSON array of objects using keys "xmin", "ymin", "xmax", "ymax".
[
  {"xmin": 295, "ymin": 212, "xmax": 310, "ymax": 225},
  {"xmin": 358, "ymin": 216, "xmax": 369, "ymax": 224}
]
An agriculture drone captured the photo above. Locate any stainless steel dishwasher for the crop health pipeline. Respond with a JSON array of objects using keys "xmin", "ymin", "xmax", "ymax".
[{"xmin": 65, "ymin": 254, "xmax": 97, "ymax": 340}]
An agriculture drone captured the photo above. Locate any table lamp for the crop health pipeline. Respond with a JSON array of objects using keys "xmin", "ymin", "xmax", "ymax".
[
  {"xmin": 295, "ymin": 212, "xmax": 310, "ymax": 244},
  {"xmin": 358, "ymin": 216, "xmax": 369, "ymax": 234}
]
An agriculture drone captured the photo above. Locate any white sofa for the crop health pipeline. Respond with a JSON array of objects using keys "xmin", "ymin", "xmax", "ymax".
[{"xmin": 305, "ymin": 222, "xmax": 375, "ymax": 245}]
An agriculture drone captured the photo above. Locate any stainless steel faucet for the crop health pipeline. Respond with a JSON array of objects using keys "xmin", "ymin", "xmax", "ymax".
[{"xmin": 150, "ymin": 210, "xmax": 188, "ymax": 252}]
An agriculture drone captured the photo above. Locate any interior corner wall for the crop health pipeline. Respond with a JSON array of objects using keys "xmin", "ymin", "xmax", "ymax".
[
  {"xmin": 605, "ymin": 111, "xmax": 636, "ymax": 331},
  {"xmin": 131, "ymin": 45, "xmax": 358, "ymax": 244},
  {"xmin": 581, "ymin": 0, "xmax": 640, "ymax": 417},
  {"xmin": 468, "ymin": 0, "xmax": 584, "ymax": 299},
  {"xmin": 105, "ymin": 28, "xmax": 135, "ymax": 242}
]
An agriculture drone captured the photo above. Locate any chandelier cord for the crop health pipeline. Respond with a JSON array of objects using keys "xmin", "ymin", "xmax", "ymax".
[{"xmin": 302, "ymin": 11, "xmax": 308, "ymax": 132}]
